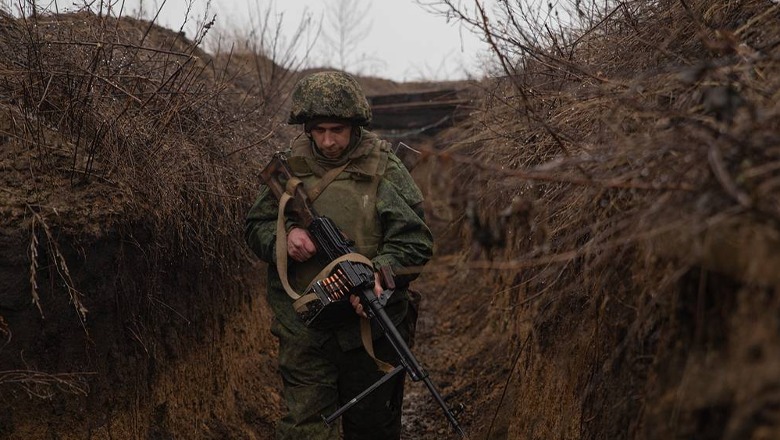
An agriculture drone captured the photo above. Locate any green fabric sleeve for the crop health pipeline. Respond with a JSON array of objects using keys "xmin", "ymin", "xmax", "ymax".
[
  {"xmin": 381, "ymin": 153, "xmax": 425, "ymax": 208},
  {"xmin": 372, "ymin": 154, "xmax": 433, "ymax": 285},
  {"xmin": 244, "ymin": 185, "xmax": 280, "ymax": 264}
]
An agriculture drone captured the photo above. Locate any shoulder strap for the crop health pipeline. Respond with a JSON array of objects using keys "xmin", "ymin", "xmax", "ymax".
[{"xmin": 308, "ymin": 161, "xmax": 350, "ymax": 202}]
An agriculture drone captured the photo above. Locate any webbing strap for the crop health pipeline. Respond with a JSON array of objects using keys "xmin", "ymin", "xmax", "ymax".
[
  {"xmin": 361, "ymin": 317, "xmax": 394, "ymax": 373},
  {"xmin": 308, "ymin": 162, "xmax": 349, "ymax": 201},
  {"xmin": 275, "ymin": 190, "xmax": 300, "ymax": 300},
  {"xmin": 290, "ymin": 252, "xmax": 373, "ymax": 311}
]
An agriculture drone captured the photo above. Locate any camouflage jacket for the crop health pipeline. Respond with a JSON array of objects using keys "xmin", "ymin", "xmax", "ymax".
[{"xmin": 244, "ymin": 129, "xmax": 433, "ymax": 350}]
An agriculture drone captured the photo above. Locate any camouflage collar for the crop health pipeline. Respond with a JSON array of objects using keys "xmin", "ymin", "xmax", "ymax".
[{"xmin": 289, "ymin": 129, "xmax": 388, "ymax": 179}]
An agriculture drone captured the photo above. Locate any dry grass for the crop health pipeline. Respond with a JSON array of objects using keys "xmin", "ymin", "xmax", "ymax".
[
  {"xmin": 1, "ymin": 0, "xmax": 779, "ymax": 437},
  {"xmin": 418, "ymin": 0, "xmax": 780, "ymax": 438},
  {"xmin": 0, "ymin": 5, "xmax": 290, "ymax": 405},
  {"xmin": 435, "ymin": 0, "xmax": 780, "ymax": 275},
  {"xmin": 0, "ymin": 6, "xmax": 289, "ymax": 280},
  {"xmin": 0, "ymin": 369, "xmax": 93, "ymax": 399}
]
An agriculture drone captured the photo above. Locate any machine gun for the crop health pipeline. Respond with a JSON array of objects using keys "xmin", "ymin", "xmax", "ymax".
[{"xmin": 260, "ymin": 152, "xmax": 466, "ymax": 438}]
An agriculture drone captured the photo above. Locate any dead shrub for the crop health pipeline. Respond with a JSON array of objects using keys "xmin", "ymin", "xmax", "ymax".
[{"xmin": 421, "ymin": 0, "xmax": 780, "ymax": 438}]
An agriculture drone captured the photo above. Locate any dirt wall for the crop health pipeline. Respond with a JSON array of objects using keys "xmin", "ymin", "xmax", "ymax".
[
  {"xmin": 0, "ymin": 226, "xmax": 281, "ymax": 439},
  {"xmin": 415, "ymin": 1, "xmax": 780, "ymax": 439}
]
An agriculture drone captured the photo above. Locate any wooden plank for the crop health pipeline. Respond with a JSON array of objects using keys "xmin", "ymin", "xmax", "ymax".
[{"xmin": 368, "ymin": 89, "xmax": 468, "ymax": 131}]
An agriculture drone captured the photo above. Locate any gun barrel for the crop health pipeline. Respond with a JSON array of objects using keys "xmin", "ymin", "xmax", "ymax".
[
  {"xmin": 422, "ymin": 376, "xmax": 467, "ymax": 437},
  {"xmin": 364, "ymin": 292, "xmax": 426, "ymax": 381},
  {"xmin": 363, "ymin": 289, "xmax": 466, "ymax": 438}
]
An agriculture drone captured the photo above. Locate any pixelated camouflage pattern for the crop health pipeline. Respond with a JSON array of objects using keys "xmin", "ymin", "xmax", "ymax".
[
  {"xmin": 273, "ymin": 319, "xmax": 407, "ymax": 439},
  {"xmin": 288, "ymin": 71, "xmax": 372, "ymax": 125},
  {"xmin": 244, "ymin": 132, "xmax": 431, "ymax": 439},
  {"xmin": 244, "ymin": 131, "xmax": 430, "ymax": 351}
]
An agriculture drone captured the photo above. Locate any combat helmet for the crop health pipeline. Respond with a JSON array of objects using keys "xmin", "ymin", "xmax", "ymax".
[{"xmin": 288, "ymin": 71, "xmax": 372, "ymax": 126}]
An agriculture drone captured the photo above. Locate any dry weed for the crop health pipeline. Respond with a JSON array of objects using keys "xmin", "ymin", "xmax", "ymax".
[
  {"xmin": 421, "ymin": 0, "xmax": 780, "ymax": 437},
  {"xmin": 0, "ymin": 369, "xmax": 92, "ymax": 399},
  {"xmin": 27, "ymin": 206, "xmax": 88, "ymax": 327}
]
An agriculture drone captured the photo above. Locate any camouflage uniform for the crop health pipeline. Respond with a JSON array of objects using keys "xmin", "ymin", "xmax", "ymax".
[{"xmin": 244, "ymin": 72, "xmax": 433, "ymax": 440}]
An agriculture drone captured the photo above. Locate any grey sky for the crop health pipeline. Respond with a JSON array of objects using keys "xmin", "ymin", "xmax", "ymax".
[{"xmin": 104, "ymin": 0, "xmax": 488, "ymax": 82}]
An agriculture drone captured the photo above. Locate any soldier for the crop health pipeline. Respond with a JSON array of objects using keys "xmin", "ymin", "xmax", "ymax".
[{"xmin": 245, "ymin": 71, "xmax": 433, "ymax": 440}]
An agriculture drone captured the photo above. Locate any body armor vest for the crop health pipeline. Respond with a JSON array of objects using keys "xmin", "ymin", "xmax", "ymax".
[{"xmin": 286, "ymin": 132, "xmax": 390, "ymax": 292}]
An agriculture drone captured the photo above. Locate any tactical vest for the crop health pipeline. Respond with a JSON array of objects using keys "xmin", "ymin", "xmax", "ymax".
[{"xmin": 285, "ymin": 132, "xmax": 390, "ymax": 292}]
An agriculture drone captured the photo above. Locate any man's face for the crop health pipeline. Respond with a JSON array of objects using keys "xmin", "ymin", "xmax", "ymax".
[{"xmin": 310, "ymin": 122, "xmax": 352, "ymax": 159}]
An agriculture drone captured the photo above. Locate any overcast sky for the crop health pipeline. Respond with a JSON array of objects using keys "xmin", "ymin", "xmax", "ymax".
[{"xmin": 88, "ymin": 0, "xmax": 489, "ymax": 82}]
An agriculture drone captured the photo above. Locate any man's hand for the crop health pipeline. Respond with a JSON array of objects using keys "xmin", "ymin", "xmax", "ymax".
[
  {"xmin": 350, "ymin": 272, "xmax": 383, "ymax": 318},
  {"xmin": 287, "ymin": 227, "xmax": 316, "ymax": 262}
]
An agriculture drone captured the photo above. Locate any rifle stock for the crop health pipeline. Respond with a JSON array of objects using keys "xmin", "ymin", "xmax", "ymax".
[{"xmin": 260, "ymin": 152, "xmax": 315, "ymax": 228}]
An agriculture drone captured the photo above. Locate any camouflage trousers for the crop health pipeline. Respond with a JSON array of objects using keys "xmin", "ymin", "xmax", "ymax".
[{"xmin": 273, "ymin": 319, "xmax": 410, "ymax": 440}]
